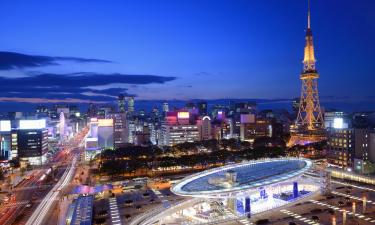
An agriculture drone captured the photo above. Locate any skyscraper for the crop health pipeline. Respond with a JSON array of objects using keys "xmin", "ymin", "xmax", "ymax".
[
  {"xmin": 197, "ymin": 101, "xmax": 208, "ymax": 116},
  {"xmin": 128, "ymin": 97, "xmax": 135, "ymax": 113},
  {"xmin": 59, "ymin": 111, "xmax": 66, "ymax": 141},
  {"xmin": 118, "ymin": 94, "xmax": 125, "ymax": 113},
  {"xmin": 289, "ymin": 0, "xmax": 326, "ymax": 146},
  {"xmin": 162, "ymin": 102, "xmax": 169, "ymax": 113}
]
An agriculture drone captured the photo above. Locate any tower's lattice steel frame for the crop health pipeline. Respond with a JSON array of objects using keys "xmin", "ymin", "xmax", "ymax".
[{"xmin": 289, "ymin": 0, "xmax": 325, "ymax": 146}]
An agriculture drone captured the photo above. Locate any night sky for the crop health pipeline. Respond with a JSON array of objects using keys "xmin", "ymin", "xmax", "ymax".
[{"xmin": 0, "ymin": 0, "xmax": 374, "ymax": 105}]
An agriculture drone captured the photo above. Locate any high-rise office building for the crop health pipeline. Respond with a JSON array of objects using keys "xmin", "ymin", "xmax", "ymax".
[
  {"xmin": 0, "ymin": 120, "xmax": 11, "ymax": 160},
  {"xmin": 59, "ymin": 111, "xmax": 66, "ymax": 141},
  {"xmin": 111, "ymin": 113, "xmax": 128, "ymax": 148},
  {"xmin": 197, "ymin": 101, "xmax": 208, "ymax": 116},
  {"xmin": 327, "ymin": 128, "xmax": 354, "ymax": 169},
  {"xmin": 97, "ymin": 119, "xmax": 114, "ymax": 149},
  {"xmin": 198, "ymin": 116, "xmax": 211, "ymax": 140},
  {"xmin": 128, "ymin": 97, "xmax": 135, "ymax": 113},
  {"xmin": 160, "ymin": 111, "xmax": 200, "ymax": 146},
  {"xmin": 292, "ymin": 98, "xmax": 300, "ymax": 114},
  {"xmin": 87, "ymin": 103, "xmax": 97, "ymax": 117},
  {"xmin": 118, "ymin": 94, "xmax": 126, "ymax": 113},
  {"xmin": 12, "ymin": 128, "xmax": 48, "ymax": 165},
  {"xmin": 353, "ymin": 128, "xmax": 375, "ymax": 173},
  {"xmin": 162, "ymin": 102, "xmax": 169, "ymax": 113}
]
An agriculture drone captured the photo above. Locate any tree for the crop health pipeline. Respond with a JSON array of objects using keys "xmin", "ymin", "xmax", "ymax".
[
  {"xmin": 363, "ymin": 161, "xmax": 375, "ymax": 175},
  {"xmin": 0, "ymin": 169, "xmax": 4, "ymax": 181}
]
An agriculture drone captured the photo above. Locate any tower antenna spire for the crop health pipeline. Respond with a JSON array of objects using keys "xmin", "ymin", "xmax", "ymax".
[{"xmin": 307, "ymin": 0, "xmax": 311, "ymax": 29}]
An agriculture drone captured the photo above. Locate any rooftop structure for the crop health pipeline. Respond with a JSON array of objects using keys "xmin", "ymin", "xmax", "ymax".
[{"xmin": 172, "ymin": 158, "xmax": 313, "ymax": 198}]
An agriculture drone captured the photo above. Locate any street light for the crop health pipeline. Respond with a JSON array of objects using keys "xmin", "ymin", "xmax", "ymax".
[
  {"xmin": 352, "ymin": 201, "xmax": 356, "ymax": 216},
  {"xmin": 363, "ymin": 196, "xmax": 366, "ymax": 213},
  {"xmin": 331, "ymin": 215, "xmax": 336, "ymax": 225}
]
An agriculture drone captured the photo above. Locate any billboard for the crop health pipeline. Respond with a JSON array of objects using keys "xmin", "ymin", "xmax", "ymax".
[
  {"xmin": 98, "ymin": 119, "xmax": 113, "ymax": 127},
  {"xmin": 19, "ymin": 119, "xmax": 46, "ymax": 129},
  {"xmin": 333, "ymin": 117, "xmax": 348, "ymax": 129},
  {"xmin": 241, "ymin": 114, "xmax": 255, "ymax": 124},
  {"xmin": 0, "ymin": 120, "xmax": 11, "ymax": 132},
  {"xmin": 177, "ymin": 112, "xmax": 189, "ymax": 119}
]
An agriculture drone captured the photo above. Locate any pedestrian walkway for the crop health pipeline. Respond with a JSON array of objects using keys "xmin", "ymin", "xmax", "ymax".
[
  {"xmin": 152, "ymin": 188, "xmax": 171, "ymax": 208},
  {"xmin": 109, "ymin": 197, "xmax": 121, "ymax": 225},
  {"xmin": 238, "ymin": 217, "xmax": 253, "ymax": 225},
  {"xmin": 280, "ymin": 209, "xmax": 320, "ymax": 225}
]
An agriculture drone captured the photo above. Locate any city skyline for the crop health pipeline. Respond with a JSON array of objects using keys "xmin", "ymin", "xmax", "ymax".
[
  {"xmin": 0, "ymin": 1, "xmax": 375, "ymax": 224},
  {"xmin": 0, "ymin": 0, "xmax": 374, "ymax": 105}
]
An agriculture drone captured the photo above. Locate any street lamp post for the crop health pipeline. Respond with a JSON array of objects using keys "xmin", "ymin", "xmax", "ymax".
[
  {"xmin": 363, "ymin": 196, "xmax": 367, "ymax": 213},
  {"xmin": 352, "ymin": 202, "xmax": 356, "ymax": 218},
  {"xmin": 331, "ymin": 215, "xmax": 336, "ymax": 225}
]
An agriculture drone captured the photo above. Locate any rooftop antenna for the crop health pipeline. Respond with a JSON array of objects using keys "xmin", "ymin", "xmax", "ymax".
[{"xmin": 308, "ymin": 0, "xmax": 311, "ymax": 29}]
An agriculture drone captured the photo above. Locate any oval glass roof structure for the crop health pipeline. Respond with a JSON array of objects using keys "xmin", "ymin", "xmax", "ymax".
[{"xmin": 172, "ymin": 158, "xmax": 312, "ymax": 197}]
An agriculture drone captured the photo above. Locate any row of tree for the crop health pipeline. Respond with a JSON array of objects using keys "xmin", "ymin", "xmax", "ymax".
[{"xmin": 97, "ymin": 138, "xmax": 287, "ymax": 177}]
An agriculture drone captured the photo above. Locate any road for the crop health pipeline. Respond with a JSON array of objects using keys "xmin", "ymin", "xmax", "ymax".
[
  {"xmin": 0, "ymin": 127, "xmax": 88, "ymax": 225},
  {"xmin": 25, "ymin": 155, "xmax": 78, "ymax": 225}
]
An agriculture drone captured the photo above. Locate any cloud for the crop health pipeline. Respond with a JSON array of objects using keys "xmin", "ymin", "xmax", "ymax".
[
  {"xmin": 194, "ymin": 72, "xmax": 213, "ymax": 77},
  {"xmin": 0, "ymin": 72, "xmax": 176, "ymax": 102},
  {"xmin": 320, "ymin": 95, "xmax": 351, "ymax": 101},
  {"xmin": 0, "ymin": 97, "xmax": 106, "ymax": 104},
  {"xmin": 0, "ymin": 51, "xmax": 111, "ymax": 70}
]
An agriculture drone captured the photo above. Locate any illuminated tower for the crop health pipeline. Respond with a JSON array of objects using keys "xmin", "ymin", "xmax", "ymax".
[{"xmin": 289, "ymin": 0, "xmax": 325, "ymax": 146}]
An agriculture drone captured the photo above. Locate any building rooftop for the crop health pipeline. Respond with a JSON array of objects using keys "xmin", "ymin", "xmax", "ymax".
[{"xmin": 172, "ymin": 158, "xmax": 312, "ymax": 197}]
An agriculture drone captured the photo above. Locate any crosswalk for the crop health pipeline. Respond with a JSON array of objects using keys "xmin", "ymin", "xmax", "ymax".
[
  {"xmin": 238, "ymin": 217, "xmax": 253, "ymax": 225},
  {"xmin": 220, "ymin": 207, "xmax": 252, "ymax": 225},
  {"xmin": 309, "ymin": 199, "xmax": 375, "ymax": 223},
  {"xmin": 332, "ymin": 191, "xmax": 375, "ymax": 205},
  {"xmin": 280, "ymin": 209, "xmax": 320, "ymax": 225},
  {"xmin": 109, "ymin": 197, "xmax": 122, "ymax": 225},
  {"xmin": 152, "ymin": 189, "xmax": 171, "ymax": 208}
]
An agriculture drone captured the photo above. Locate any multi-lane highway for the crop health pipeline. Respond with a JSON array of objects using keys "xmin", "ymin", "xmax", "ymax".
[
  {"xmin": 26, "ymin": 155, "xmax": 77, "ymax": 225},
  {"xmin": 0, "ymin": 128, "xmax": 88, "ymax": 225}
]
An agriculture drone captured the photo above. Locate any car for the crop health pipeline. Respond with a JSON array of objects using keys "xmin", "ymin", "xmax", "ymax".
[{"xmin": 312, "ymin": 216, "xmax": 319, "ymax": 222}]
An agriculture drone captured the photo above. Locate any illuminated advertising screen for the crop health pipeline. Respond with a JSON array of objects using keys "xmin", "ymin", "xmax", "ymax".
[
  {"xmin": 98, "ymin": 119, "xmax": 113, "ymax": 127},
  {"xmin": 19, "ymin": 119, "xmax": 46, "ymax": 129},
  {"xmin": 240, "ymin": 114, "xmax": 255, "ymax": 124},
  {"xmin": 0, "ymin": 120, "xmax": 11, "ymax": 132},
  {"xmin": 177, "ymin": 112, "xmax": 189, "ymax": 119},
  {"xmin": 86, "ymin": 137, "xmax": 98, "ymax": 142},
  {"xmin": 333, "ymin": 118, "xmax": 343, "ymax": 129}
]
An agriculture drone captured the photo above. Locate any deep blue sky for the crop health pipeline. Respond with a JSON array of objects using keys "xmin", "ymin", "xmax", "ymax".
[{"xmin": 0, "ymin": 0, "xmax": 374, "ymax": 104}]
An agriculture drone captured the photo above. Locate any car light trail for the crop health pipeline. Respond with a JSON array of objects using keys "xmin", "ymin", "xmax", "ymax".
[{"xmin": 26, "ymin": 156, "xmax": 77, "ymax": 225}]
